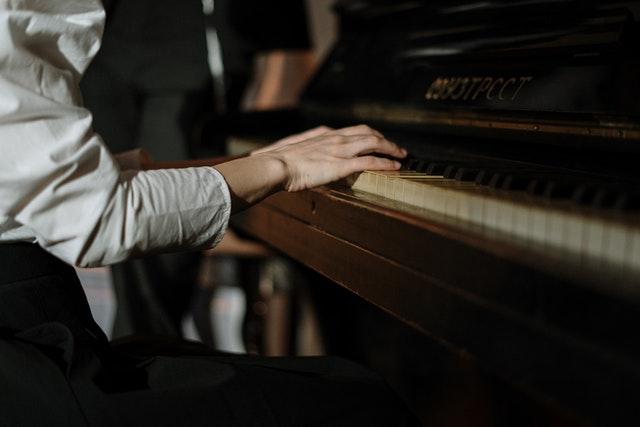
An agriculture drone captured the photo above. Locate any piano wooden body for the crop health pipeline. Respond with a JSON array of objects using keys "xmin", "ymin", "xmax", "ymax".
[{"xmin": 232, "ymin": 1, "xmax": 640, "ymax": 424}]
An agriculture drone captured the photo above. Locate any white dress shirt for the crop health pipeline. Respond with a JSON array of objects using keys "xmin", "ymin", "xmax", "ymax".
[{"xmin": 0, "ymin": 0, "xmax": 231, "ymax": 267}]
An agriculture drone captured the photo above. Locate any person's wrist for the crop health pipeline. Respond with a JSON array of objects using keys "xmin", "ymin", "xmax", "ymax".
[{"xmin": 254, "ymin": 152, "xmax": 289, "ymax": 193}]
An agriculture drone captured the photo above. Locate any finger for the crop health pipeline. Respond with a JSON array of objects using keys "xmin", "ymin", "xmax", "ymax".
[
  {"xmin": 345, "ymin": 135, "xmax": 407, "ymax": 159},
  {"xmin": 346, "ymin": 156, "xmax": 402, "ymax": 174},
  {"xmin": 335, "ymin": 124, "xmax": 384, "ymax": 139}
]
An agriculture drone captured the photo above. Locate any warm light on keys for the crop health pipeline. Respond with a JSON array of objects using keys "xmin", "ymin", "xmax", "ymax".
[{"xmin": 350, "ymin": 170, "xmax": 640, "ymax": 273}]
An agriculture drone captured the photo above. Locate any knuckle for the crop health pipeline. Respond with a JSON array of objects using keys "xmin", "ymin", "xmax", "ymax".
[
  {"xmin": 330, "ymin": 135, "xmax": 344, "ymax": 144},
  {"xmin": 363, "ymin": 156, "xmax": 377, "ymax": 167}
]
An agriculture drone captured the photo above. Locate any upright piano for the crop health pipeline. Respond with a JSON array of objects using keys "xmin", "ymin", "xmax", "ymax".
[{"xmin": 232, "ymin": 0, "xmax": 640, "ymax": 424}]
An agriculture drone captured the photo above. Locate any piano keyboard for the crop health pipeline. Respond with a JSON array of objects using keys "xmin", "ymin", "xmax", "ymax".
[{"xmin": 349, "ymin": 170, "xmax": 640, "ymax": 272}]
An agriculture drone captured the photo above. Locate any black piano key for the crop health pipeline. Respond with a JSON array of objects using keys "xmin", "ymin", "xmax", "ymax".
[
  {"xmin": 542, "ymin": 181, "xmax": 576, "ymax": 200},
  {"xmin": 426, "ymin": 163, "xmax": 446, "ymax": 175},
  {"xmin": 409, "ymin": 160, "xmax": 428, "ymax": 173},
  {"xmin": 572, "ymin": 185, "xmax": 598, "ymax": 205},
  {"xmin": 454, "ymin": 168, "xmax": 480, "ymax": 182},
  {"xmin": 501, "ymin": 174, "xmax": 531, "ymax": 191},
  {"xmin": 488, "ymin": 173, "xmax": 507, "ymax": 189},
  {"xmin": 404, "ymin": 158, "xmax": 425, "ymax": 172},
  {"xmin": 593, "ymin": 189, "xmax": 619, "ymax": 209},
  {"xmin": 444, "ymin": 165, "xmax": 460, "ymax": 179},
  {"xmin": 475, "ymin": 170, "xmax": 493, "ymax": 186},
  {"xmin": 401, "ymin": 158, "xmax": 416, "ymax": 171},
  {"xmin": 527, "ymin": 179, "xmax": 547, "ymax": 196},
  {"xmin": 614, "ymin": 192, "xmax": 640, "ymax": 211}
]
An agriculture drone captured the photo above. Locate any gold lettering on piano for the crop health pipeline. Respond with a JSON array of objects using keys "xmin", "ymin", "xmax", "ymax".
[
  {"xmin": 512, "ymin": 76, "xmax": 533, "ymax": 99},
  {"xmin": 487, "ymin": 78, "xmax": 504, "ymax": 100},
  {"xmin": 465, "ymin": 77, "xmax": 483, "ymax": 100},
  {"xmin": 498, "ymin": 78, "xmax": 517, "ymax": 100},
  {"xmin": 449, "ymin": 77, "xmax": 469, "ymax": 100},
  {"xmin": 425, "ymin": 76, "xmax": 534, "ymax": 102}
]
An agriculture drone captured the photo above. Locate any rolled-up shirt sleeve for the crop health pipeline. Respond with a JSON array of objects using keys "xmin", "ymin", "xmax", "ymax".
[{"xmin": 0, "ymin": 1, "xmax": 231, "ymax": 267}]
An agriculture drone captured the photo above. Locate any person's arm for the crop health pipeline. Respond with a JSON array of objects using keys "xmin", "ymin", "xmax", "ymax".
[
  {"xmin": 132, "ymin": 125, "xmax": 407, "ymax": 213},
  {"xmin": 117, "ymin": 125, "xmax": 406, "ymax": 213},
  {"xmin": 0, "ymin": 2, "xmax": 231, "ymax": 267}
]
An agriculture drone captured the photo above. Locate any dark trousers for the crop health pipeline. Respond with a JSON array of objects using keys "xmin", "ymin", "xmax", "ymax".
[{"xmin": 0, "ymin": 243, "xmax": 417, "ymax": 426}]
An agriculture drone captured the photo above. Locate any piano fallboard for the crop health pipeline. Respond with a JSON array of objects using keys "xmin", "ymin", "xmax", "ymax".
[{"xmin": 303, "ymin": 1, "xmax": 640, "ymax": 149}]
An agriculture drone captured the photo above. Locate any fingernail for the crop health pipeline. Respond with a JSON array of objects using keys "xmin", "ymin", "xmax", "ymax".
[{"xmin": 394, "ymin": 161, "xmax": 401, "ymax": 168}]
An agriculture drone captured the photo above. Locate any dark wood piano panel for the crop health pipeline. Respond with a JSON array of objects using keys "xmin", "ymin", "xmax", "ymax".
[{"xmin": 234, "ymin": 187, "xmax": 640, "ymax": 425}]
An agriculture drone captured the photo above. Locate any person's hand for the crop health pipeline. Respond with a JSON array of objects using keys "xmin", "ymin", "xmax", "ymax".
[
  {"xmin": 254, "ymin": 124, "xmax": 407, "ymax": 192},
  {"xmin": 214, "ymin": 124, "xmax": 407, "ymax": 213}
]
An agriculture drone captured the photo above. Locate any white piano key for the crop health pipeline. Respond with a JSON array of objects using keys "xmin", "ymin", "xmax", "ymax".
[
  {"xmin": 426, "ymin": 184, "xmax": 446, "ymax": 214},
  {"xmin": 603, "ymin": 223, "xmax": 628, "ymax": 268},
  {"xmin": 457, "ymin": 191, "xmax": 472, "ymax": 222},
  {"xmin": 384, "ymin": 174, "xmax": 393, "ymax": 199},
  {"xmin": 528, "ymin": 207, "xmax": 547, "ymax": 245},
  {"xmin": 511, "ymin": 204, "xmax": 530, "ymax": 242},
  {"xmin": 354, "ymin": 173, "xmax": 370, "ymax": 193},
  {"xmin": 365, "ymin": 171, "xmax": 375, "ymax": 191},
  {"xmin": 563, "ymin": 214, "xmax": 584, "ymax": 254},
  {"xmin": 484, "ymin": 197, "xmax": 499, "ymax": 230},
  {"xmin": 419, "ymin": 182, "xmax": 431, "ymax": 210},
  {"xmin": 392, "ymin": 179, "xmax": 404, "ymax": 202},
  {"xmin": 398, "ymin": 179, "xmax": 407, "ymax": 203},
  {"xmin": 584, "ymin": 218, "xmax": 605, "ymax": 261},
  {"xmin": 406, "ymin": 181, "xmax": 421, "ymax": 208},
  {"xmin": 627, "ymin": 229, "xmax": 640, "ymax": 271},
  {"xmin": 376, "ymin": 173, "xmax": 385, "ymax": 195},
  {"xmin": 468, "ymin": 192, "xmax": 486, "ymax": 228},
  {"xmin": 348, "ymin": 171, "xmax": 638, "ymax": 274},
  {"xmin": 546, "ymin": 210, "xmax": 568, "ymax": 250},
  {"xmin": 444, "ymin": 188, "xmax": 459, "ymax": 218},
  {"xmin": 495, "ymin": 199, "xmax": 514, "ymax": 234}
]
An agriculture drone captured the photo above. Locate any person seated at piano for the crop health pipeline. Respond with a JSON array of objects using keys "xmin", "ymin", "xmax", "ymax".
[{"xmin": 0, "ymin": 1, "xmax": 416, "ymax": 425}]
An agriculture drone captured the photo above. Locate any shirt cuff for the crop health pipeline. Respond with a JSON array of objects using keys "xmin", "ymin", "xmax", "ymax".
[{"xmin": 206, "ymin": 166, "xmax": 232, "ymax": 248}]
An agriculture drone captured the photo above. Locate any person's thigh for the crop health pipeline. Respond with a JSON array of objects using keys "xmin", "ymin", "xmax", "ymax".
[
  {"xmin": 0, "ymin": 338, "xmax": 88, "ymax": 427},
  {"xmin": 109, "ymin": 338, "xmax": 418, "ymax": 426},
  {"xmin": 101, "ymin": 353, "xmax": 418, "ymax": 427}
]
